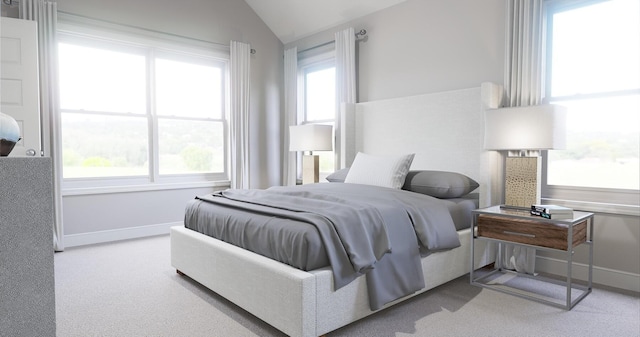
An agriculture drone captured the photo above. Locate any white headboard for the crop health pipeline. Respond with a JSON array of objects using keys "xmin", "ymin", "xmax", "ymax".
[{"xmin": 340, "ymin": 82, "xmax": 503, "ymax": 207}]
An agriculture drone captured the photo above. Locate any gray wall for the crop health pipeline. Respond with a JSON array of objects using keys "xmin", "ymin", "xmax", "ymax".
[
  {"xmin": 285, "ymin": 0, "xmax": 505, "ymax": 102},
  {"xmin": 62, "ymin": 187, "xmax": 216, "ymax": 236},
  {"xmin": 284, "ymin": 0, "xmax": 639, "ymax": 291}
]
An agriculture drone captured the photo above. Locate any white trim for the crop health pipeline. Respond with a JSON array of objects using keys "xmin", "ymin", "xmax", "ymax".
[
  {"xmin": 62, "ymin": 180, "xmax": 229, "ymax": 196},
  {"xmin": 542, "ymin": 198, "xmax": 640, "ymax": 217},
  {"xmin": 64, "ymin": 222, "xmax": 180, "ymax": 248},
  {"xmin": 536, "ymin": 255, "xmax": 640, "ymax": 293}
]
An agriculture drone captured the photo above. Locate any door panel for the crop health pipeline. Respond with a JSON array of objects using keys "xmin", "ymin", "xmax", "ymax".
[{"xmin": 1, "ymin": 17, "xmax": 41, "ymax": 157}]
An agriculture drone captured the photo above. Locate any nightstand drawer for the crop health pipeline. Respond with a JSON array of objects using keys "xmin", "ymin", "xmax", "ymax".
[{"xmin": 477, "ymin": 214, "xmax": 587, "ymax": 250}]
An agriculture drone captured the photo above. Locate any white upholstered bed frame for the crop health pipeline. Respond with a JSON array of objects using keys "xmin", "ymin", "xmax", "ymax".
[{"xmin": 171, "ymin": 83, "xmax": 503, "ymax": 337}]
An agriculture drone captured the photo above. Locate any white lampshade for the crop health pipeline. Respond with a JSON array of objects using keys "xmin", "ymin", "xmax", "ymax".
[
  {"xmin": 484, "ymin": 104, "xmax": 567, "ymax": 150},
  {"xmin": 289, "ymin": 124, "xmax": 333, "ymax": 152}
]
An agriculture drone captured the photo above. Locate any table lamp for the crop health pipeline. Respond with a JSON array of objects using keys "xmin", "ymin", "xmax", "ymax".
[
  {"xmin": 289, "ymin": 124, "xmax": 333, "ymax": 184},
  {"xmin": 484, "ymin": 104, "xmax": 567, "ymax": 208}
]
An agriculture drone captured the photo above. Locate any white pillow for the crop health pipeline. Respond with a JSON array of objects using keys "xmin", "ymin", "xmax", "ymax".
[{"xmin": 344, "ymin": 152, "xmax": 415, "ymax": 189}]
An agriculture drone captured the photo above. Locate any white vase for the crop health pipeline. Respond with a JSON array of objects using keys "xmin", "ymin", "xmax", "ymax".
[{"xmin": 0, "ymin": 112, "xmax": 20, "ymax": 142}]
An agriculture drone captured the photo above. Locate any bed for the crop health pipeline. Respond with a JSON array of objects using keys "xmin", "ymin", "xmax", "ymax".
[{"xmin": 171, "ymin": 82, "xmax": 503, "ymax": 336}]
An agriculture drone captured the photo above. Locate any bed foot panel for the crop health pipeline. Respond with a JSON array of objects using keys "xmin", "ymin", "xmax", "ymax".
[
  {"xmin": 170, "ymin": 226, "xmax": 318, "ymax": 337},
  {"xmin": 312, "ymin": 228, "xmax": 495, "ymax": 336}
]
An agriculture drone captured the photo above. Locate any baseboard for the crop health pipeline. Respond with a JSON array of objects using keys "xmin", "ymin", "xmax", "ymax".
[
  {"xmin": 63, "ymin": 226, "xmax": 640, "ymax": 293},
  {"xmin": 64, "ymin": 222, "xmax": 181, "ymax": 248},
  {"xmin": 536, "ymin": 256, "xmax": 640, "ymax": 293}
]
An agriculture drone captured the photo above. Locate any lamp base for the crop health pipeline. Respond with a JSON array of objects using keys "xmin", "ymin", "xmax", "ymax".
[
  {"xmin": 302, "ymin": 155, "xmax": 319, "ymax": 184},
  {"xmin": 504, "ymin": 156, "xmax": 541, "ymax": 208}
]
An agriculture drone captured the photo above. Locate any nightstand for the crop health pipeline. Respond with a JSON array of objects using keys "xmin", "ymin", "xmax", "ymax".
[{"xmin": 470, "ymin": 205, "xmax": 594, "ymax": 310}]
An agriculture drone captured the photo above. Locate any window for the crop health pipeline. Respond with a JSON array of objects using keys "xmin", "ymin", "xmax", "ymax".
[
  {"xmin": 58, "ymin": 23, "xmax": 228, "ymax": 187},
  {"xmin": 298, "ymin": 54, "xmax": 336, "ymax": 178},
  {"xmin": 543, "ymin": 0, "xmax": 639, "ymax": 209},
  {"xmin": 154, "ymin": 56, "xmax": 225, "ymax": 175}
]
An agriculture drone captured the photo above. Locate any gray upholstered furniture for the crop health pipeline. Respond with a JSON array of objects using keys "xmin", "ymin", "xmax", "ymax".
[{"xmin": 0, "ymin": 157, "xmax": 56, "ymax": 336}]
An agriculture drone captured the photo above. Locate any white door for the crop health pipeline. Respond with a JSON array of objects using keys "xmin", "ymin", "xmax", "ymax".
[{"xmin": 1, "ymin": 17, "xmax": 41, "ymax": 157}]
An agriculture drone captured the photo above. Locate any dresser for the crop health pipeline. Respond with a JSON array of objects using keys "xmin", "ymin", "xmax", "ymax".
[{"xmin": 0, "ymin": 157, "xmax": 56, "ymax": 336}]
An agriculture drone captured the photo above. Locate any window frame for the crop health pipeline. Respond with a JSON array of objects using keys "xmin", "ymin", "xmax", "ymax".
[
  {"xmin": 541, "ymin": 0, "xmax": 640, "ymax": 216},
  {"xmin": 296, "ymin": 48, "xmax": 337, "ymax": 180},
  {"xmin": 57, "ymin": 14, "xmax": 230, "ymax": 192}
]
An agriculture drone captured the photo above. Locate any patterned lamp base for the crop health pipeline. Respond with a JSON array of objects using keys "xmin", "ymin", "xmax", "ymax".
[{"xmin": 505, "ymin": 156, "xmax": 541, "ymax": 208}]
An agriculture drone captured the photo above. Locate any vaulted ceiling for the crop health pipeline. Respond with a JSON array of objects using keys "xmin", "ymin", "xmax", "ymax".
[{"xmin": 244, "ymin": 0, "xmax": 407, "ymax": 44}]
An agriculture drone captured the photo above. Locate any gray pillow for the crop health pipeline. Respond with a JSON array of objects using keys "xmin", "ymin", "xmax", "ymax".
[
  {"xmin": 328, "ymin": 168, "xmax": 478, "ymax": 199},
  {"xmin": 402, "ymin": 170, "xmax": 479, "ymax": 199},
  {"xmin": 325, "ymin": 168, "xmax": 350, "ymax": 182}
]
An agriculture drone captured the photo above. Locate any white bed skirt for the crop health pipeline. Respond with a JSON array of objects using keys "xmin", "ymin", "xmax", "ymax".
[{"xmin": 171, "ymin": 226, "xmax": 494, "ymax": 337}]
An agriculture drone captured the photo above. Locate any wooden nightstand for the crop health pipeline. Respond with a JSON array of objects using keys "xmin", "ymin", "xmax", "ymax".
[{"xmin": 470, "ymin": 205, "xmax": 594, "ymax": 310}]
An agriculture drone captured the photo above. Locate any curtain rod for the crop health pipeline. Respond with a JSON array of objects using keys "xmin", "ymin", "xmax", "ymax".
[{"xmin": 297, "ymin": 29, "xmax": 367, "ymax": 54}]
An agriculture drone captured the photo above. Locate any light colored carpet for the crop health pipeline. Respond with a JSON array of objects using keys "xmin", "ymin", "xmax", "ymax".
[{"xmin": 55, "ymin": 235, "xmax": 639, "ymax": 337}]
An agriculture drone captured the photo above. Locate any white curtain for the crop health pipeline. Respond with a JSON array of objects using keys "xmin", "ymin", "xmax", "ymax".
[
  {"xmin": 20, "ymin": 0, "xmax": 64, "ymax": 252},
  {"xmin": 229, "ymin": 41, "xmax": 251, "ymax": 189},
  {"xmin": 504, "ymin": 0, "xmax": 546, "ymax": 107},
  {"xmin": 282, "ymin": 47, "xmax": 298, "ymax": 186},
  {"xmin": 500, "ymin": 0, "xmax": 546, "ymax": 274},
  {"xmin": 334, "ymin": 27, "xmax": 357, "ymax": 169}
]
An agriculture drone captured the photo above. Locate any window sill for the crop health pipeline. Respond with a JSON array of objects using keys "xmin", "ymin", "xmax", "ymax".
[
  {"xmin": 542, "ymin": 198, "xmax": 640, "ymax": 217},
  {"xmin": 62, "ymin": 180, "xmax": 230, "ymax": 196}
]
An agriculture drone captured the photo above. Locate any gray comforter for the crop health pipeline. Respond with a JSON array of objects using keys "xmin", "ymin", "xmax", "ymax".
[{"xmin": 194, "ymin": 183, "xmax": 460, "ymax": 310}]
